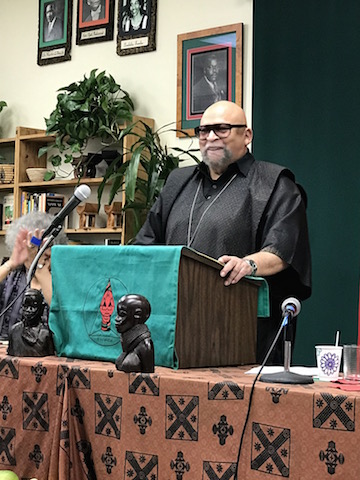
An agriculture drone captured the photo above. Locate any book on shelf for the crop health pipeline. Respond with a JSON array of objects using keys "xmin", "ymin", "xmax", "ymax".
[
  {"xmin": 3, "ymin": 194, "xmax": 14, "ymax": 230},
  {"xmin": 104, "ymin": 238, "xmax": 122, "ymax": 246},
  {"xmin": 21, "ymin": 192, "xmax": 65, "ymax": 216}
]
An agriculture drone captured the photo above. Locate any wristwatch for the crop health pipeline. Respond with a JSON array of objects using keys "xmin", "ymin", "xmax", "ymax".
[{"xmin": 244, "ymin": 259, "xmax": 257, "ymax": 276}]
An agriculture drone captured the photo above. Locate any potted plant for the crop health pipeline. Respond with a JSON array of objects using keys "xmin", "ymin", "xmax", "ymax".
[
  {"xmin": 39, "ymin": 69, "xmax": 134, "ymax": 180},
  {"xmin": 98, "ymin": 120, "xmax": 200, "ymax": 240},
  {"xmin": 40, "ymin": 70, "xmax": 199, "ymax": 240}
]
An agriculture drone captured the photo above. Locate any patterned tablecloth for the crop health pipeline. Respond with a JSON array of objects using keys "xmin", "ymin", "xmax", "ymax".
[{"xmin": 0, "ymin": 345, "xmax": 358, "ymax": 480}]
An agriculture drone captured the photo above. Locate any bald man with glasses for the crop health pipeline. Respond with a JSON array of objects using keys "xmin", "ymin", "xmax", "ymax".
[{"xmin": 135, "ymin": 101, "xmax": 311, "ymax": 365}]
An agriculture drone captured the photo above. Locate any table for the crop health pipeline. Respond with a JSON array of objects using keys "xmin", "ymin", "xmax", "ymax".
[{"xmin": 0, "ymin": 346, "xmax": 358, "ymax": 479}]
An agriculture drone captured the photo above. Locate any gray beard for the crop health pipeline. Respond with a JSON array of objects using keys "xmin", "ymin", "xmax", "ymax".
[{"xmin": 202, "ymin": 147, "xmax": 233, "ymax": 175}]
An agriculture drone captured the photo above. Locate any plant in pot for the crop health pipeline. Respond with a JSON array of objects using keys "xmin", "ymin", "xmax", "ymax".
[
  {"xmin": 39, "ymin": 69, "xmax": 134, "ymax": 181},
  {"xmin": 98, "ymin": 120, "xmax": 200, "ymax": 241},
  {"xmin": 40, "ymin": 70, "xmax": 199, "ymax": 240}
]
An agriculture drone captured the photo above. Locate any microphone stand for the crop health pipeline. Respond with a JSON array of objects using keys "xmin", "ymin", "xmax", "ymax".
[
  {"xmin": 26, "ymin": 225, "xmax": 62, "ymax": 285},
  {"xmin": 259, "ymin": 313, "xmax": 314, "ymax": 385}
]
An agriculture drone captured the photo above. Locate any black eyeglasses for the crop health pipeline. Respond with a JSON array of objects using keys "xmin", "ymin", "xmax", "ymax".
[{"xmin": 194, "ymin": 123, "xmax": 247, "ymax": 139}]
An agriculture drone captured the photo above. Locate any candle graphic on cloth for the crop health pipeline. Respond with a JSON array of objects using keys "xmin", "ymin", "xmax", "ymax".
[{"xmin": 100, "ymin": 280, "xmax": 115, "ymax": 331}]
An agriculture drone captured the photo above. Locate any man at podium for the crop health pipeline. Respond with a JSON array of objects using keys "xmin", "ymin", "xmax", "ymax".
[{"xmin": 135, "ymin": 100, "xmax": 311, "ymax": 365}]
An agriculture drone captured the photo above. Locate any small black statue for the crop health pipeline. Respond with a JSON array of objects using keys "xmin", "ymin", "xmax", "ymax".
[
  {"xmin": 7, "ymin": 288, "xmax": 55, "ymax": 357},
  {"xmin": 115, "ymin": 294, "xmax": 154, "ymax": 373}
]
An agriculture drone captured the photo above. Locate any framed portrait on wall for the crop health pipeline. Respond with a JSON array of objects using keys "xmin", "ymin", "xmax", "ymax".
[
  {"xmin": 117, "ymin": 0, "xmax": 157, "ymax": 56},
  {"xmin": 76, "ymin": 0, "xmax": 115, "ymax": 45},
  {"xmin": 37, "ymin": 0, "xmax": 73, "ymax": 66},
  {"xmin": 176, "ymin": 23, "xmax": 243, "ymax": 136}
]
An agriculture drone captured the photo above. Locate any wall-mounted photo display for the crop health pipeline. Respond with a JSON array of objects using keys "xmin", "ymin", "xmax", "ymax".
[
  {"xmin": 117, "ymin": 0, "xmax": 157, "ymax": 56},
  {"xmin": 38, "ymin": 0, "xmax": 73, "ymax": 66},
  {"xmin": 176, "ymin": 24, "xmax": 243, "ymax": 136},
  {"xmin": 76, "ymin": 0, "xmax": 115, "ymax": 45}
]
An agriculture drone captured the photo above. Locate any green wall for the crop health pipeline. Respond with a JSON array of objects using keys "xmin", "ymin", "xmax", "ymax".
[{"xmin": 253, "ymin": 1, "xmax": 360, "ymax": 365}]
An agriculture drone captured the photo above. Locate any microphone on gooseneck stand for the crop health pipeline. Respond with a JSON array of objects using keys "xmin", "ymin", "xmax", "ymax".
[
  {"xmin": 0, "ymin": 185, "xmax": 92, "ymax": 320},
  {"xmin": 259, "ymin": 297, "xmax": 314, "ymax": 384},
  {"xmin": 41, "ymin": 184, "xmax": 91, "ymax": 239},
  {"xmin": 26, "ymin": 185, "xmax": 91, "ymax": 284}
]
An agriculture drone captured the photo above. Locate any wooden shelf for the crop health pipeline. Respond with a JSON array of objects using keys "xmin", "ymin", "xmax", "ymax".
[
  {"xmin": 0, "ymin": 138, "xmax": 15, "ymax": 146},
  {"xmin": 1, "ymin": 118, "xmax": 155, "ymax": 246},
  {"xmin": 19, "ymin": 177, "xmax": 105, "ymax": 189},
  {"xmin": 66, "ymin": 228, "xmax": 122, "ymax": 234},
  {"xmin": 0, "ymin": 183, "xmax": 14, "ymax": 190},
  {"xmin": 18, "ymin": 133, "xmax": 55, "ymax": 143}
]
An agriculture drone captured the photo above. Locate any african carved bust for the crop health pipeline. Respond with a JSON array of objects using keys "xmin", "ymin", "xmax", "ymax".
[
  {"xmin": 8, "ymin": 288, "xmax": 55, "ymax": 357},
  {"xmin": 115, "ymin": 294, "xmax": 154, "ymax": 373}
]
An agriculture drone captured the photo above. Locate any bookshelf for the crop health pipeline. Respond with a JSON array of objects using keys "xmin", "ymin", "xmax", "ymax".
[{"xmin": 0, "ymin": 116, "xmax": 154, "ymax": 247}]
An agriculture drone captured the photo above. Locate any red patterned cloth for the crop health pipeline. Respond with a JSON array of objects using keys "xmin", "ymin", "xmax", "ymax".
[{"xmin": 0, "ymin": 346, "xmax": 358, "ymax": 479}]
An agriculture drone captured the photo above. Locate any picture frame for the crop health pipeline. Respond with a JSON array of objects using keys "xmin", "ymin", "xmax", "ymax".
[
  {"xmin": 117, "ymin": 0, "xmax": 157, "ymax": 56},
  {"xmin": 38, "ymin": 0, "xmax": 73, "ymax": 66},
  {"xmin": 76, "ymin": 0, "xmax": 115, "ymax": 46},
  {"xmin": 176, "ymin": 23, "xmax": 243, "ymax": 136}
]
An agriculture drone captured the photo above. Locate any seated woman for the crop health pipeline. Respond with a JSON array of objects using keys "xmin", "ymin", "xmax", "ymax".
[{"xmin": 0, "ymin": 211, "xmax": 68, "ymax": 340}]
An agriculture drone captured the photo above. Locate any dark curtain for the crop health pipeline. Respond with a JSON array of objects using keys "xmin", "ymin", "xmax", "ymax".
[{"xmin": 253, "ymin": 0, "xmax": 360, "ymax": 364}]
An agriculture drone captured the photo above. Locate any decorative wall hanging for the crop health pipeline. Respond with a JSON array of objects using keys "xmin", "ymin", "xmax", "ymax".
[
  {"xmin": 117, "ymin": 0, "xmax": 157, "ymax": 56},
  {"xmin": 38, "ymin": 0, "xmax": 73, "ymax": 66},
  {"xmin": 176, "ymin": 23, "xmax": 243, "ymax": 136},
  {"xmin": 76, "ymin": 0, "xmax": 115, "ymax": 45}
]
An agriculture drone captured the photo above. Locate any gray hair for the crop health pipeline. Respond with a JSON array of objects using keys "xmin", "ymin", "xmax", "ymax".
[{"xmin": 5, "ymin": 211, "xmax": 68, "ymax": 253}]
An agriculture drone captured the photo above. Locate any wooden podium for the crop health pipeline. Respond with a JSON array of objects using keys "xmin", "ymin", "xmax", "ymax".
[
  {"xmin": 50, "ymin": 245, "xmax": 263, "ymax": 369},
  {"xmin": 175, "ymin": 249, "xmax": 261, "ymax": 368}
]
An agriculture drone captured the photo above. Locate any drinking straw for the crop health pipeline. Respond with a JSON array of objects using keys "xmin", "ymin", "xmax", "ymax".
[{"xmin": 335, "ymin": 331, "xmax": 340, "ymax": 346}]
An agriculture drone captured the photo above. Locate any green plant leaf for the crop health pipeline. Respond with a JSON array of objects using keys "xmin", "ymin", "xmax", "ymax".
[{"xmin": 44, "ymin": 170, "xmax": 56, "ymax": 181}]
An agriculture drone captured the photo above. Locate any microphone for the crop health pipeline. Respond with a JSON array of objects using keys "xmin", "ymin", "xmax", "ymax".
[
  {"xmin": 260, "ymin": 296, "xmax": 313, "ymax": 385},
  {"xmin": 42, "ymin": 184, "xmax": 91, "ymax": 239},
  {"xmin": 281, "ymin": 297, "xmax": 301, "ymax": 321}
]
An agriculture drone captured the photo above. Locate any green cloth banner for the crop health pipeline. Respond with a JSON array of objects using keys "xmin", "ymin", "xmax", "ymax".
[{"xmin": 49, "ymin": 245, "xmax": 269, "ymax": 368}]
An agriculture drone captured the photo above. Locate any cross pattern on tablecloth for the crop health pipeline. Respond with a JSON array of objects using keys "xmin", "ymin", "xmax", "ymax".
[
  {"xmin": 101, "ymin": 446, "xmax": 117, "ymax": 474},
  {"xmin": 251, "ymin": 422, "xmax": 290, "ymax": 477},
  {"xmin": 31, "ymin": 362, "xmax": 47, "ymax": 383},
  {"xmin": 0, "ymin": 357, "xmax": 19, "ymax": 379},
  {"xmin": 170, "ymin": 451, "xmax": 190, "ymax": 478},
  {"xmin": 68, "ymin": 366, "xmax": 91, "ymax": 389},
  {"xmin": 125, "ymin": 451, "xmax": 158, "ymax": 479},
  {"xmin": 22, "ymin": 392, "xmax": 49, "ymax": 431},
  {"xmin": 129, "ymin": 373, "xmax": 160, "ymax": 396},
  {"xmin": 165, "ymin": 395, "xmax": 199, "ymax": 441},
  {"xmin": 208, "ymin": 381, "xmax": 244, "ymax": 401},
  {"xmin": 56, "ymin": 365, "xmax": 69, "ymax": 395},
  {"xmin": 0, "ymin": 427, "xmax": 15, "ymax": 466},
  {"xmin": 313, "ymin": 393, "xmax": 355, "ymax": 431},
  {"xmin": 203, "ymin": 460, "xmax": 237, "ymax": 479},
  {"xmin": 95, "ymin": 393, "xmax": 122, "ymax": 439}
]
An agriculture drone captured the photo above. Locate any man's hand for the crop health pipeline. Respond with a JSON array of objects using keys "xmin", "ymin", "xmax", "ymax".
[
  {"xmin": 217, "ymin": 255, "xmax": 253, "ymax": 286},
  {"xmin": 218, "ymin": 251, "xmax": 288, "ymax": 286}
]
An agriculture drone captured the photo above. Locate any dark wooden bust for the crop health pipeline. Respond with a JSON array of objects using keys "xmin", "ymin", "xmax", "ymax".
[
  {"xmin": 115, "ymin": 294, "xmax": 154, "ymax": 373},
  {"xmin": 7, "ymin": 288, "xmax": 55, "ymax": 357}
]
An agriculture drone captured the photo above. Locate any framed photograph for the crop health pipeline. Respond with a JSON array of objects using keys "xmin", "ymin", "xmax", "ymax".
[
  {"xmin": 38, "ymin": 0, "xmax": 73, "ymax": 66},
  {"xmin": 176, "ymin": 24, "xmax": 243, "ymax": 136},
  {"xmin": 117, "ymin": 0, "xmax": 157, "ymax": 56},
  {"xmin": 76, "ymin": 0, "xmax": 115, "ymax": 45}
]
